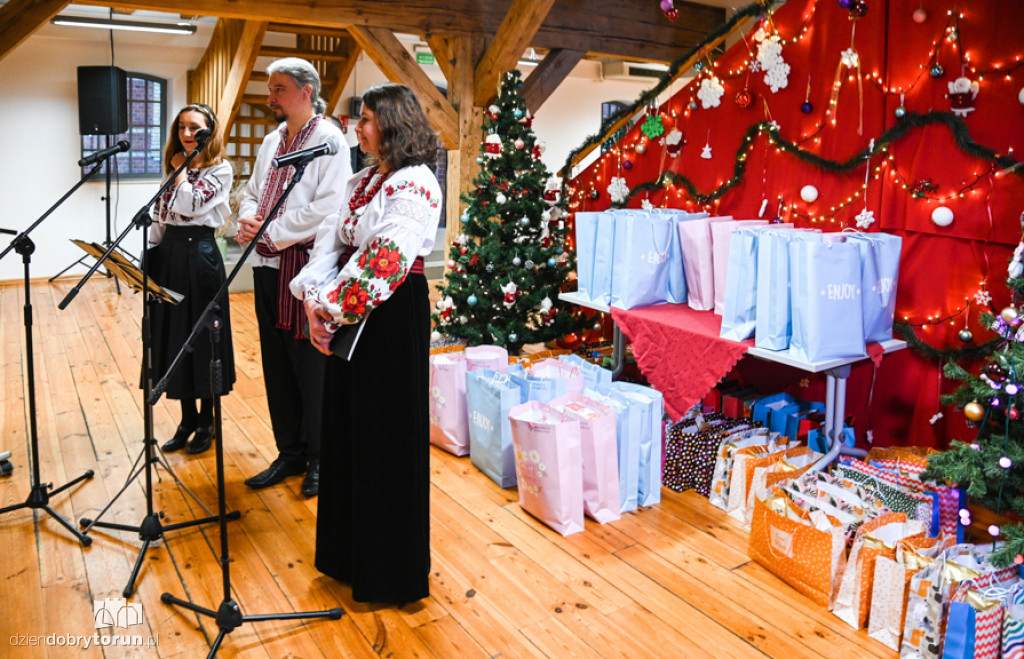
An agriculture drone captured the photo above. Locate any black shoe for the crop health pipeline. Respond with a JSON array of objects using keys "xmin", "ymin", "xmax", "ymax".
[
  {"xmin": 161, "ymin": 425, "xmax": 194, "ymax": 452},
  {"xmin": 186, "ymin": 426, "xmax": 213, "ymax": 454},
  {"xmin": 244, "ymin": 458, "xmax": 306, "ymax": 489},
  {"xmin": 301, "ymin": 460, "xmax": 319, "ymax": 497}
]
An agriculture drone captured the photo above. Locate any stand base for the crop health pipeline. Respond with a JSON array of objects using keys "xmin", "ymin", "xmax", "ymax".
[
  {"xmin": 81, "ymin": 510, "xmax": 241, "ymax": 598},
  {"xmin": 0, "ymin": 471, "xmax": 95, "ymax": 546},
  {"xmin": 161, "ymin": 593, "xmax": 344, "ymax": 658}
]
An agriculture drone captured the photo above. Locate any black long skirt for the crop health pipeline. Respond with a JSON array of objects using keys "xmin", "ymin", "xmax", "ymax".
[
  {"xmin": 145, "ymin": 225, "xmax": 236, "ymax": 399},
  {"xmin": 316, "ymin": 272, "xmax": 430, "ymax": 604}
]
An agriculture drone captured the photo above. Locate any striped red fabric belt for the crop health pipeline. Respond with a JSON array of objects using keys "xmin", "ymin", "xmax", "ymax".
[{"xmin": 339, "ymin": 245, "xmax": 424, "ymax": 275}]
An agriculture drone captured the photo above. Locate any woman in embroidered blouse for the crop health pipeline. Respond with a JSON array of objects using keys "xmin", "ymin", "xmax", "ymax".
[
  {"xmin": 148, "ymin": 103, "xmax": 236, "ymax": 455},
  {"xmin": 290, "ymin": 83, "xmax": 441, "ymax": 604}
]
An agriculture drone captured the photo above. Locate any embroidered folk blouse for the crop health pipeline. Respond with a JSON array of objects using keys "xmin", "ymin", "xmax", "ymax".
[
  {"xmin": 289, "ymin": 164, "xmax": 442, "ymax": 325},
  {"xmin": 149, "ymin": 161, "xmax": 233, "ymax": 247}
]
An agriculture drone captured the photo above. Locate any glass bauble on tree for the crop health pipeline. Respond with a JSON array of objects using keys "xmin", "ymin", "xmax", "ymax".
[
  {"xmin": 433, "ymin": 69, "xmax": 585, "ymax": 354},
  {"xmin": 923, "ymin": 263, "xmax": 1024, "ymax": 567}
]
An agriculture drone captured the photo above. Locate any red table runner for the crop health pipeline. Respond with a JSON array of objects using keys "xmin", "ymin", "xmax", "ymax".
[{"xmin": 610, "ymin": 304, "xmax": 752, "ymax": 421}]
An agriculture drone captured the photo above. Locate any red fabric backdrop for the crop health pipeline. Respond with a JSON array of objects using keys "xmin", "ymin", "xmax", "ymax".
[{"xmin": 567, "ymin": 0, "xmax": 1024, "ymax": 448}]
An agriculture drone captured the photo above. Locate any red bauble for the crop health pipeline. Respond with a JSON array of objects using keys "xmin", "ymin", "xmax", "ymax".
[
  {"xmin": 849, "ymin": 0, "xmax": 868, "ymax": 18},
  {"xmin": 734, "ymin": 89, "xmax": 754, "ymax": 109},
  {"xmin": 1010, "ymin": 407, "xmax": 1020, "ymax": 420},
  {"xmin": 665, "ymin": 8, "xmax": 679, "ymax": 20}
]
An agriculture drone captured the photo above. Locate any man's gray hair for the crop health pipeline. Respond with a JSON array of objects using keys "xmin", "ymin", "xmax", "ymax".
[{"xmin": 267, "ymin": 57, "xmax": 328, "ymax": 114}]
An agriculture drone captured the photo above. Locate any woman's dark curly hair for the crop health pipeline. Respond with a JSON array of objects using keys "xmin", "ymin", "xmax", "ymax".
[{"xmin": 361, "ymin": 83, "xmax": 440, "ymax": 171}]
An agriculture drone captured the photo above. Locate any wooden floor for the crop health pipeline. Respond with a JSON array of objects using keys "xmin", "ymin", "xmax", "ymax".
[{"xmin": 0, "ymin": 278, "xmax": 893, "ymax": 658}]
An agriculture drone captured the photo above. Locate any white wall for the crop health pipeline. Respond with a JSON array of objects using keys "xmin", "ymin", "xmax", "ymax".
[
  {"xmin": 0, "ymin": 28, "xmax": 209, "ymax": 282},
  {"xmin": 1, "ymin": 29, "xmax": 673, "ymax": 282}
]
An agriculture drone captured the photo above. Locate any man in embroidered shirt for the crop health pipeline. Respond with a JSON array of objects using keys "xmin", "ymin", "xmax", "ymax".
[{"xmin": 236, "ymin": 57, "xmax": 351, "ymax": 497}]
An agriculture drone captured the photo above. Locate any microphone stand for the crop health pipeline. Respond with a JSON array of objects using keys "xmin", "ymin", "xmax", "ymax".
[
  {"xmin": 155, "ymin": 156, "xmax": 343, "ymax": 658},
  {"xmin": 66, "ymin": 137, "xmax": 234, "ymax": 598},
  {"xmin": 0, "ymin": 162, "xmax": 110, "ymax": 545}
]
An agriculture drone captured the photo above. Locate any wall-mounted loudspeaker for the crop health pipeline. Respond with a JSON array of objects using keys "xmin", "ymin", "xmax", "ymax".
[{"xmin": 77, "ymin": 66, "xmax": 128, "ymax": 135}]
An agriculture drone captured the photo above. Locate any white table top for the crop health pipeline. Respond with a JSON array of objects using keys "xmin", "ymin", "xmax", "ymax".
[{"xmin": 557, "ymin": 292, "xmax": 907, "ymax": 374}]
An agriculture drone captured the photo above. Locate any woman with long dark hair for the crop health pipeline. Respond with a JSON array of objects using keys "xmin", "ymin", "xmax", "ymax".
[
  {"xmin": 290, "ymin": 83, "xmax": 441, "ymax": 604},
  {"xmin": 149, "ymin": 103, "xmax": 235, "ymax": 454}
]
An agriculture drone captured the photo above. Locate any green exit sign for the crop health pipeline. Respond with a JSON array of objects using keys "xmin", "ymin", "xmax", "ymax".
[{"xmin": 416, "ymin": 52, "xmax": 435, "ymax": 66}]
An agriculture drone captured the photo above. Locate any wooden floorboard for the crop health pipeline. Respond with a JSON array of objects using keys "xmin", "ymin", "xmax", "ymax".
[{"xmin": 0, "ymin": 279, "xmax": 895, "ymax": 658}]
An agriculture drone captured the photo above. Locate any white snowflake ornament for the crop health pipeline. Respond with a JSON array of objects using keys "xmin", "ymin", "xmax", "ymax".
[
  {"xmin": 974, "ymin": 287, "xmax": 993, "ymax": 306},
  {"xmin": 641, "ymin": 199, "xmax": 655, "ymax": 210},
  {"xmin": 697, "ymin": 75, "xmax": 725, "ymax": 109},
  {"xmin": 855, "ymin": 208, "xmax": 875, "ymax": 229},
  {"xmin": 841, "ymin": 48, "xmax": 860, "ymax": 69},
  {"xmin": 607, "ymin": 176, "xmax": 630, "ymax": 204},
  {"xmin": 756, "ymin": 35, "xmax": 790, "ymax": 93}
]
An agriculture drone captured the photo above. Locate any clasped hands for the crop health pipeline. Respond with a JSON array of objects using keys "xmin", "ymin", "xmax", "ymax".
[
  {"xmin": 235, "ymin": 215, "xmax": 264, "ymax": 245},
  {"xmin": 305, "ymin": 298, "xmax": 336, "ymax": 355}
]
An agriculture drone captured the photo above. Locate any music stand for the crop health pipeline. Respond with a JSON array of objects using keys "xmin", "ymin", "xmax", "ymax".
[
  {"xmin": 154, "ymin": 157, "xmax": 343, "ymax": 657},
  {"xmin": 62, "ymin": 140, "xmax": 237, "ymax": 598}
]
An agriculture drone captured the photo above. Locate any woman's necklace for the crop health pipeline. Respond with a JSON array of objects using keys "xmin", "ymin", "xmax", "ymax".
[{"xmin": 348, "ymin": 166, "xmax": 386, "ymax": 214}]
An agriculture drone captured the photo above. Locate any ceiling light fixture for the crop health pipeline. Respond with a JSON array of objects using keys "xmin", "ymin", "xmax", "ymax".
[{"xmin": 51, "ymin": 15, "xmax": 198, "ymax": 35}]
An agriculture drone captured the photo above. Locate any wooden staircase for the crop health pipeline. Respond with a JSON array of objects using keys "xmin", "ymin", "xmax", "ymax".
[{"xmin": 187, "ymin": 20, "xmax": 361, "ymax": 183}]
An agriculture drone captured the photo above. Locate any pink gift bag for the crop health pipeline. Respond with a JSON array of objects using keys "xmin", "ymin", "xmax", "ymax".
[
  {"xmin": 710, "ymin": 219, "xmax": 770, "ymax": 315},
  {"xmin": 508, "ymin": 400, "xmax": 584, "ymax": 536},
  {"xmin": 549, "ymin": 393, "xmax": 621, "ymax": 524},
  {"xmin": 677, "ymin": 216, "xmax": 731, "ymax": 311},
  {"xmin": 465, "ymin": 344, "xmax": 509, "ymax": 374},
  {"xmin": 428, "ymin": 353, "xmax": 470, "ymax": 456}
]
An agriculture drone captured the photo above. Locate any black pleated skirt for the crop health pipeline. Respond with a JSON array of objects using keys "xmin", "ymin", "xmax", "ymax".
[
  {"xmin": 315, "ymin": 272, "xmax": 430, "ymax": 604},
  {"xmin": 145, "ymin": 225, "xmax": 236, "ymax": 399}
]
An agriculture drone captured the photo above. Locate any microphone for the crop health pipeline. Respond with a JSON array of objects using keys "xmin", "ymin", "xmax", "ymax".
[
  {"xmin": 272, "ymin": 138, "xmax": 340, "ymax": 169},
  {"xmin": 78, "ymin": 140, "xmax": 130, "ymax": 167}
]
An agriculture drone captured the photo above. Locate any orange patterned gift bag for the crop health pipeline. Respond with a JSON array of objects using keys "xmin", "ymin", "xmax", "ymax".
[
  {"xmin": 748, "ymin": 486, "xmax": 847, "ymax": 608},
  {"xmin": 833, "ymin": 513, "xmax": 928, "ymax": 629}
]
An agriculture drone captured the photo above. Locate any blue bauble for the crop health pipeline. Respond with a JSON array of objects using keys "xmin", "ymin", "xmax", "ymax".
[
  {"xmin": 467, "ymin": 294, "xmax": 478, "ymax": 306},
  {"xmin": 930, "ymin": 64, "xmax": 944, "ymax": 78},
  {"xmin": 800, "ymin": 101, "xmax": 813, "ymax": 114},
  {"xmin": 837, "ymin": 0, "xmax": 851, "ymax": 7},
  {"xmin": 509, "ymin": 332, "xmax": 518, "ymax": 342},
  {"xmin": 513, "ymin": 108, "xmax": 524, "ymax": 119},
  {"xmin": 894, "ymin": 106, "xmax": 907, "ymax": 118},
  {"xmin": 461, "ymin": 212, "xmax": 470, "ymax": 223},
  {"xmin": 547, "ymin": 257, "xmax": 557, "ymax": 267}
]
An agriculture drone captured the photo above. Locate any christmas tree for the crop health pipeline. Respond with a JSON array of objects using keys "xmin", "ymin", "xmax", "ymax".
[
  {"xmin": 923, "ymin": 232, "xmax": 1024, "ymax": 567},
  {"xmin": 433, "ymin": 69, "xmax": 584, "ymax": 354}
]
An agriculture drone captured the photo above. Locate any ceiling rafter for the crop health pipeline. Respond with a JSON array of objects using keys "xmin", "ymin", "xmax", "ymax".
[{"xmin": 473, "ymin": 0, "xmax": 557, "ymax": 107}]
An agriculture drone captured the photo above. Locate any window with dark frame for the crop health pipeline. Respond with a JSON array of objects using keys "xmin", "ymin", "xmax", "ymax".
[{"xmin": 80, "ymin": 72, "xmax": 166, "ymax": 179}]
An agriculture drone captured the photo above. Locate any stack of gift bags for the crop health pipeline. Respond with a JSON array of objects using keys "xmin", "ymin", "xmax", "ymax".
[
  {"xmin": 741, "ymin": 445, "xmax": 1024, "ymax": 657},
  {"xmin": 428, "ymin": 346, "xmax": 668, "ymax": 537},
  {"xmin": 574, "ymin": 210, "xmax": 902, "ymax": 363}
]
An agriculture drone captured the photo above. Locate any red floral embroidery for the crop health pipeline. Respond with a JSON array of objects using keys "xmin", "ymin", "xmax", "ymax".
[
  {"xmin": 368, "ymin": 245, "xmax": 402, "ymax": 279},
  {"xmin": 339, "ymin": 281, "xmax": 369, "ymax": 316}
]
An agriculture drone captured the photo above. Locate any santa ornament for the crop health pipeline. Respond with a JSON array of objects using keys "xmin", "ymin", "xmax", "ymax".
[
  {"xmin": 483, "ymin": 134, "xmax": 502, "ymax": 158},
  {"xmin": 501, "ymin": 281, "xmax": 518, "ymax": 308},
  {"xmin": 947, "ymin": 76, "xmax": 980, "ymax": 117},
  {"xmin": 665, "ymin": 129, "xmax": 685, "ymax": 157},
  {"xmin": 543, "ymin": 176, "xmax": 562, "ymax": 205}
]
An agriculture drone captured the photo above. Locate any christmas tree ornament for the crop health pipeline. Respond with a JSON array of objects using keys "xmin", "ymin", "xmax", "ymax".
[
  {"xmin": 693, "ymin": 61, "xmax": 704, "ymax": 72},
  {"xmin": 460, "ymin": 211, "xmax": 470, "ymax": 223},
  {"xmin": 483, "ymin": 134, "xmax": 502, "ymax": 159},
  {"xmin": 485, "ymin": 263, "xmax": 494, "ymax": 272},
  {"xmin": 660, "ymin": 0, "xmax": 672, "ymax": 10},
  {"xmin": 701, "ymin": 130, "xmax": 713, "ymax": 159},
  {"xmin": 519, "ymin": 216, "xmax": 530, "ymax": 226},
  {"xmin": 964, "ymin": 401, "xmax": 985, "ymax": 421},
  {"xmin": 547, "ymin": 257, "xmax": 557, "ymax": 267},
  {"xmin": 459, "ymin": 316, "xmax": 468, "ymax": 324},
  {"xmin": 931, "ymin": 206, "xmax": 954, "ymax": 227},
  {"xmin": 894, "ymin": 106, "xmax": 907, "ymax": 118},
  {"xmin": 488, "ymin": 104, "xmax": 499, "ymax": 115},
  {"xmin": 513, "ymin": 108, "xmax": 524, "ymax": 119},
  {"xmin": 665, "ymin": 7, "xmax": 678, "ymax": 20},
  {"xmin": 688, "ymin": 100, "xmax": 698, "ymax": 111},
  {"xmin": 430, "ymin": 330, "xmax": 441, "ymax": 342},
  {"xmin": 1010, "ymin": 407, "xmax": 1020, "ymax": 420},
  {"xmin": 467, "ymin": 294, "xmax": 478, "ymax": 306},
  {"xmin": 514, "ymin": 138, "xmax": 525, "ymax": 150},
  {"xmin": 622, "ymin": 158, "xmax": 633, "ymax": 170},
  {"xmin": 800, "ymin": 185, "xmax": 819, "ymax": 203},
  {"xmin": 848, "ymin": 0, "xmax": 868, "ymax": 18},
  {"xmin": 1000, "ymin": 456, "xmax": 1013, "ymax": 468},
  {"xmin": 641, "ymin": 114, "xmax": 666, "ymax": 139},
  {"xmin": 589, "ymin": 188, "xmax": 600, "ymax": 200},
  {"xmin": 446, "ymin": 259, "xmax": 456, "ymax": 269},
  {"xmin": 508, "ymin": 332, "xmax": 518, "ymax": 342},
  {"xmin": 496, "ymin": 192, "xmax": 507, "ymax": 204},
  {"xmin": 1008, "ymin": 383, "xmax": 1021, "ymax": 395},
  {"xmin": 757, "ymin": 34, "xmax": 791, "ymax": 93},
  {"xmin": 1002, "ymin": 306, "xmax": 1020, "ymax": 325},
  {"xmin": 930, "ymin": 64, "xmax": 944, "ymax": 78},
  {"xmin": 635, "ymin": 142, "xmax": 647, "ymax": 155},
  {"xmin": 607, "ymin": 176, "xmax": 630, "ymax": 204},
  {"xmin": 947, "ymin": 77, "xmax": 980, "ymax": 117},
  {"xmin": 837, "ymin": 0, "xmax": 851, "ymax": 7},
  {"xmin": 985, "ymin": 363, "xmax": 1008, "ymax": 382},
  {"xmin": 801, "ymin": 101, "xmax": 814, "ymax": 114},
  {"xmin": 525, "ymin": 259, "xmax": 535, "ymax": 269},
  {"xmin": 665, "ymin": 129, "xmax": 684, "ymax": 157},
  {"xmin": 734, "ymin": 88, "xmax": 754, "ymax": 109},
  {"xmin": 512, "ymin": 256, "xmax": 522, "ymax": 267},
  {"xmin": 1019, "ymin": 87, "xmax": 1024, "ymax": 105},
  {"xmin": 697, "ymin": 75, "xmax": 726, "ymax": 108},
  {"xmin": 912, "ymin": 6, "xmax": 928, "ymax": 22}
]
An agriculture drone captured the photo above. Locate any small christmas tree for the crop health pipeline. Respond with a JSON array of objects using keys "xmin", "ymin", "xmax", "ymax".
[
  {"xmin": 433, "ymin": 69, "xmax": 584, "ymax": 354},
  {"xmin": 923, "ymin": 232, "xmax": 1024, "ymax": 567}
]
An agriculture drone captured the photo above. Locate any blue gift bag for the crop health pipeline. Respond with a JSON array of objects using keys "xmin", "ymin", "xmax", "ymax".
[
  {"xmin": 592, "ymin": 212, "xmax": 617, "ymax": 304},
  {"xmin": 558, "ymin": 353, "xmax": 613, "ymax": 389},
  {"xmin": 808, "ymin": 426, "xmax": 855, "ymax": 453},
  {"xmin": 846, "ymin": 232, "xmax": 902, "ymax": 343},
  {"xmin": 755, "ymin": 230, "xmax": 822, "ymax": 350},
  {"xmin": 600, "ymin": 382, "xmax": 664, "ymax": 507},
  {"xmin": 942, "ymin": 602, "xmax": 976, "ymax": 659},
  {"xmin": 720, "ymin": 228, "xmax": 762, "ymax": 341},
  {"xmin": 752, "ymin": 392, "xmax": 795, "ymax": 427},
  {"xmin": 609, "ymin": 212, "xmax": 674, "ymax": 309},
  {"xmin": 789, "ymin": 240, "xmax": 866, "ymax": 362},
  {"xmin": 783, "ymin": 401, "xmax": 826, "ymax": 439},
  {"xmin": 466, "ymin": 370, "xmax": 525, "ymax": 488},
  {"xmin": 659, "ymin": 210, "xmax": 707, "ymax": 305},
  {"xmin": 584, "ymin": 388, "xmax": 640, "ymax": 512},
  {"xmin": 574, "ymin": 212, "xmax": 600, "ymax": 303},
  {"xmin": 510, "ymin": 373, "xmax": 568, "ymax": 404}
]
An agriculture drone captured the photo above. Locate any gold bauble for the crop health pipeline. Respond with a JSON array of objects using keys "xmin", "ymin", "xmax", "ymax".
[
  {"xmin": 963, "ymin": 401, "xmax": 986, "ymax": 422},
  {"xmin": 1001, "ymin": 306, "xmax": 1021, "ymax": 326}
]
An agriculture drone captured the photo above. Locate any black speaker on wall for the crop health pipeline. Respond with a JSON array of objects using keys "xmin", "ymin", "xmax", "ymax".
[{"xmin": 77, "ymin": 66, "xmax": 128, "ymax": 135}]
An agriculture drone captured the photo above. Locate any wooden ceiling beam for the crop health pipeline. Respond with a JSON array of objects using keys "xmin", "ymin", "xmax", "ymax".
[
  {"xmin": 0, "ymin": 0, "xmax": 68, "ymax": 63},
  {"xmin": 520, "ymin": 48, "xmax": 584, "ymax": 114},
  {"xmin": 473, "ymin": 0, "xmax": 557, "ymax": 107},
  {"xmin": 324, "ymin": 37, "xmax": 361, "ymax": 116},
  {"xmin": 425, "ymin": 35, "xmax": 453, "ymax": 84},
  {"xmin": 71, "ymin": 0, "xmax": 723, "ymax": 65},
  {"xmin": 347, "ymin": 25, "xmax": 459, "ymax": 150}
]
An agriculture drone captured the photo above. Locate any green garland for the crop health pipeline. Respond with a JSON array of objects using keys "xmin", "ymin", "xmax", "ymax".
[
  {"xmin": 558, "ymin": 0, "xmax": 780, "ymax": 181},
  {"xmin": 608, "ymin": 111, "xmax": 1022, "ymax": 208},
  {"xmin": 894, "ymin": 320, "xmax": 1003, "ymax": 361}
]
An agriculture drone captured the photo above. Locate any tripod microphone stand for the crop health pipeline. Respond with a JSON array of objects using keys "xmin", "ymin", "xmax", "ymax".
[
  {"xmin": 0, "ymin": 162, "xmax": 109, "ymax": 545},
  {"xmin": 63, "ymin": 138, "xmax": 236, "ymax": 597},
  {"xmin": 154, "ymin": 157, "xmax": 343, "ymax": 657}
]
